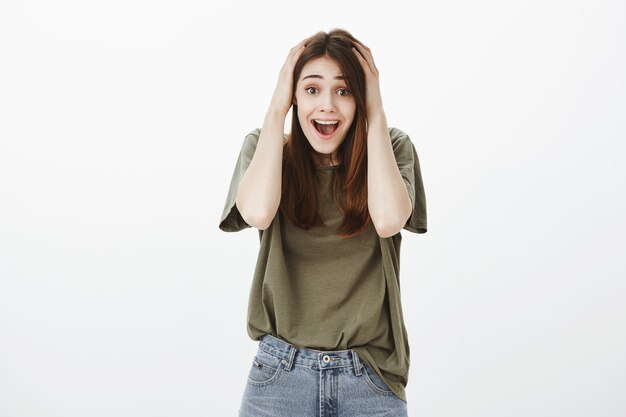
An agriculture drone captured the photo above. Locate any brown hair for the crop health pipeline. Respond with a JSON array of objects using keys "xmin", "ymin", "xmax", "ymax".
[{"xmin": 280, "ymin": 28, "xmax": 369, "ymax": 238}]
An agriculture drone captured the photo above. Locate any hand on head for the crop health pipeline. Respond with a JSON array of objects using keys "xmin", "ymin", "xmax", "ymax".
[
  {"xmin": 351, "ymin": 38, "xmax": 384, "ymax": 115},
  {"xmin": 268, "ymin": 38, "xmax": 310, "ymax": 116}
]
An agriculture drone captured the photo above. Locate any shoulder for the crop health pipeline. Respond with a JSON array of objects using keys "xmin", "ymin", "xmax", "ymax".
[
  {"xmin": 241, "ymin": 128, "xmax": 289, "ymax": 150},
  {"xmin": 236, "ymin": 128, "xmax": 261, "ymax": 159},
  {"xmin": 388, "ymin": 126, "xmax": 409, "ymax": 140},
  {"xmin": 388, "ymin": 126, "xmax": 413, "ymax": 145},
  {"xmin": 387, "ymin": 127, "xmax": 415, "ymax": 154},
  {"xmin": 243, "ymin": 128, "xmax": 261, "ymax": 146}
]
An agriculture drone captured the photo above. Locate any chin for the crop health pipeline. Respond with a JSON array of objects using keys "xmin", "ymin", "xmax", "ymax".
[
  {"xmin": 306, "ymin": 136, "xmax": 344, "ymax": 157},
  {"xmin": 303, "ymin": 128, "xmax": 348, "ymax": 154},
  {"xmin": 310, "ymin": 143, "xmax": 340, "ymax": 155}
]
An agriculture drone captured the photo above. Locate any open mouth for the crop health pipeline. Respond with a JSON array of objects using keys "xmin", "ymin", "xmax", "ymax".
[{"xmin": 312, "ymin": 120, "xmax": 339, "ymax": 136}]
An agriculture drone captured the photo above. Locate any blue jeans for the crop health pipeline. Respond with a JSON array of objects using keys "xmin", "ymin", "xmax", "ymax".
[{"xmin": 238, "ymin": 334, "xmax": 408, "ymax": 417}]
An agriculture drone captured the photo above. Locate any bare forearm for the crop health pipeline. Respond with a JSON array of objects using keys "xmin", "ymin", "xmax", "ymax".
[
  {"xmin": 236, "ymin": 109, "xmax": 286, "ymax": 229},
  {"xmin": 367, "ymin": 112, "xmax": 412, "ymax": 237}
]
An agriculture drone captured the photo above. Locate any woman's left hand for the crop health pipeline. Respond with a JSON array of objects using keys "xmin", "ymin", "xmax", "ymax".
[{"xmin": 352, "ymin": 40, "xmax": 385, "ymax": 118}]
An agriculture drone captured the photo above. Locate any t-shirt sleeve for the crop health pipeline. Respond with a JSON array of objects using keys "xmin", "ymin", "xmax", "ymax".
[
  {"xmin": 218, "ymin": 129, "xmax": 261, "ymax": 232},
  {"xmin": 390, "ymin": 128, "xmax": 428, "ymax": 234}
]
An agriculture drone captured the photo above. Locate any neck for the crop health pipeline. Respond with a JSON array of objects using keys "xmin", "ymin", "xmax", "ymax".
[{"xmin": 312, "ymin": 151, "xmax": 341, "ymax": 167}]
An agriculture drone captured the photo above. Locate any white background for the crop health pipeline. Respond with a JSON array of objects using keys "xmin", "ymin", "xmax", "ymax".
[{"xmin": 1, "ymin": 1, "xmax": 625, "ymax": 416}]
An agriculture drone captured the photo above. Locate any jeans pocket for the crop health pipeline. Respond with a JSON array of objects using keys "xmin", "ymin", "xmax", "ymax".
[
  {"xmin": 246, "ymin": 349, "xmax": 284, "ymax": 387},
  {"xmin": 361, "ymin": 362, "xmax": 395, "ymax": 395}
]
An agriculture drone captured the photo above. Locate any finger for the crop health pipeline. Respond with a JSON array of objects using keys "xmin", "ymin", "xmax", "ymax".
[
  {"xmin": 352, "ymin": 42, "xmax": 372, "ymax": 66},
  {"xmin": 296, "ymin": 35, "xmax": 314, "ymax": 49},
  {"xmin": 284, "ymin": 41, "xmax": 307, "ymax": 69},
  {"xmin": 288, "ymin": 44, "xmax": 306, "ymax": 65},
  {"xmin": 352, "ymin": 41, "xmax": 375, "ymax": 62},
  {"xmin": 352, "ymin": 42, "xmax": 378, "ymax": 74},
  {"xmin": 287, "ymin": 38, "xmax": 308, "ymax": 56},
  {"xmin": 352, "ymin": 39, "xmax": 371, "ymax": 55},
  {"xmin": 353, "ymin": 39, "xmax": 368, "ymax": 51},
  {"xmin": 352, "ymin": 46, "xmax": 374, "ymax": 74},
  {"xmin": 289, "ymin": 41, "xmax": 306, "ymax": 55},
  {"xmin": 352, "ymin": 46, "xmax": 373, "ymax": 76}
]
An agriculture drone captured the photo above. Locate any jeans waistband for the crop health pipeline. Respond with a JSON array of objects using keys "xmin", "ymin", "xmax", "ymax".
[{"xmin": 258, "ymin": 334, "xmax": 363, "ymax": 376}]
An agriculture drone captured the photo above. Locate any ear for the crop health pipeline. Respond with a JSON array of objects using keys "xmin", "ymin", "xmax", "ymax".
[{"xmin": 292, "ymin": 96, "xmax": 297, "ymax": 106}]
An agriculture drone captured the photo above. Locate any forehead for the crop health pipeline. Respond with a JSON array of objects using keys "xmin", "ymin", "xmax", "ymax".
[{"xmin": 299, "ymin": 56, "xmax": 344, "ymax": 81}]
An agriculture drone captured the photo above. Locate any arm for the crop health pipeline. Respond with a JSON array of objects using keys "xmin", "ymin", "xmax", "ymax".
[
  {"xmin": 235, "ymin": 109, "xmax": 286, "ymax": 230},
  {"xmin": 235, "ymin": 39, "xmax": 308, "ymax": 230},
  {"xmin": 352, "ymin": 41, "xmax": 412, "ymax": 238},
  {"xmin": 366, "ymin": 112, "xmax": 413, "ymax": 238}
]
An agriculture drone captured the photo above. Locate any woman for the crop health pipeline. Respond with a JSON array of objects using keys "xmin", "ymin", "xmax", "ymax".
[{"xmin": 220, "ymin": 28, "xmax": 427, "ymax": 417}]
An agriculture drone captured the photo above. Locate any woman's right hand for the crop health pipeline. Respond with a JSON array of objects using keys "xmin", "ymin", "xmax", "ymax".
[{"xmin": 268, "ymin": 38, "xmax": 308, "ymax": 116}]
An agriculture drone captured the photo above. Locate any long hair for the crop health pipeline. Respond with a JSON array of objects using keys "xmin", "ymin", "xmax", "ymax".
[{"xmin": 280, "ymin": 29, "xmax": 369, "ymax": 238}]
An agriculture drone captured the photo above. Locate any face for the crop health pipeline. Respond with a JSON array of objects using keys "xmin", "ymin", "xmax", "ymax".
[{"xmin": 294, "ymin": 56, "xmax": 356, "ymax": 164}]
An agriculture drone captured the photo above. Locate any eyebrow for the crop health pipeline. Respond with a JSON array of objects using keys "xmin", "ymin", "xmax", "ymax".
[{"xmin": 301, "ymin": 74, "xmax": 346, "ymax": 81}]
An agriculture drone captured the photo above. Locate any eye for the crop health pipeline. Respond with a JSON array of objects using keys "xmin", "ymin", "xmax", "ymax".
[
  {"xmin": 337, "ymin": 88, "xmax": 351, "ymax": 97},
  {"xmin": 306, "ymin": 87, "xmax": 318, "ymax": 94}
]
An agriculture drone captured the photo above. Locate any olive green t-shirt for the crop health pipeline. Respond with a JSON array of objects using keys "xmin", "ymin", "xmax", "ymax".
[{"xmin": 219, "ymin": 127, "xmax": 427, "ymax": 402}]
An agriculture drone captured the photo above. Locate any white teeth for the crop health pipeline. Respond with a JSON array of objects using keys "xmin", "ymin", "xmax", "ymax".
[{"xmin": 314, "ymin": 120, "xmax": 339, "ymax": 125}]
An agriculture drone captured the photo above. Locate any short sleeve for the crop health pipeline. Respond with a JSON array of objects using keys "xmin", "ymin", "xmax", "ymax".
[
  {"xmin": 390, "ymin": 128, "xmax": 427, "ymax": 234},
  {"xmin": 218, "ymin": 129, "xmax": 261, "ymax": 232}
]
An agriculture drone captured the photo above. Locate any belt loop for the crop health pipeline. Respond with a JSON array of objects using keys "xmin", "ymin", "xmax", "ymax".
[
  {"xmin": 282, "ymin": 344, "xmax": 298, "ymax": 371},
  {"xmin": 351, "ymin": 350, "xmax": 362, "ymax": 376}
]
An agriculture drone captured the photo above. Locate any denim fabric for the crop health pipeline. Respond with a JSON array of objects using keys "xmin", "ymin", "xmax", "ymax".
[{"xmin": 239, "ymin": 334, "xmax": 408, "ymax": 417}]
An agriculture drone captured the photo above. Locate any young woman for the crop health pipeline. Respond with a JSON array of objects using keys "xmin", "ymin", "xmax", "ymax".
[{"xmin": 220, "ymin": 28, "xmax": 427, "ymax": 417}]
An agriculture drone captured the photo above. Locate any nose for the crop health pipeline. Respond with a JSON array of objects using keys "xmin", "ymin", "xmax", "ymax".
[{"xmin": 318, "ymin": 91, "xmax": 336, "ymax": 112}]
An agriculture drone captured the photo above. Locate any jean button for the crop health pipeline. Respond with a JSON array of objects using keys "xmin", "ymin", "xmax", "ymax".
[{"xmin": 322, "ymin": 355, "xmax": 331, "ymax": 363}]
